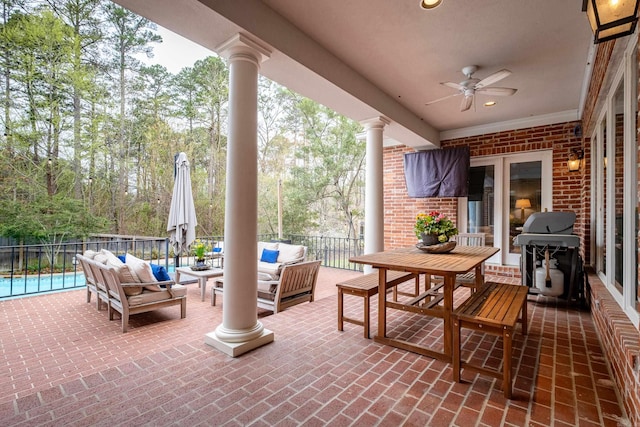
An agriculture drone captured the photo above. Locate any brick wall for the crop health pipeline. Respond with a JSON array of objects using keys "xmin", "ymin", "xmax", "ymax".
[{"xmin": 383, "ymin": 121, "xmax": 583, "ymax": 279}]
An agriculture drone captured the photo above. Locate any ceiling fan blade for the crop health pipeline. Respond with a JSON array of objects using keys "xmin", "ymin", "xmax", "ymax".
[
  {"xmin": 441, "ymin": 81, "xmax": 465, "ymax": 91},
  {"xmin": 460, "ymin": 95, "xmax": 473, "ymax": 112},
  {"xmin": 425, "ymin": 92, "xmax": 460, "ymax": 106},
  {"xmin": 476, "ymin": 87, "xmax": 517, "ymax": 96},
  {"xmin": 475, "ymin": 69, "xmax": 512, "ymax": 89}
]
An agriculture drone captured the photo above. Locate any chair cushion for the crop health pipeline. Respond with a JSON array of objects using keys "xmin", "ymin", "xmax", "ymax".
[
  {"xmin": 258, "ymin": 261, "xmax": 282, "ymax": 277},
  {"xmin": 127, "ymin": 284, "xmax": 187, "ymax": 305},
  {"xmin": 277, "ymin": 243, "xmax": 305, "ymax": 263},
  {"xmin": 257, "ymin": 272, "xmax": 277, "ymax": 281},
  {"xmin": 125, "ymin": 253, "xmax": 161, "ymax": 291},
  {"xmin": 260, "ymin": 248, "xmax": 279, "ymax": 263},
  {"xmin": 257, "ymin": 280, "xmax": 277, "ymax": 293}
]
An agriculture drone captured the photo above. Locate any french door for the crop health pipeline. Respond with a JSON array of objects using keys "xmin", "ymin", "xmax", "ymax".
[{"xmin": 459, "ymin": 151, "xmax": 553, "ymax": 266}]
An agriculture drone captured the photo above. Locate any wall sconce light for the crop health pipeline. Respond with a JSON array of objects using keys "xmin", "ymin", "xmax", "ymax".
[
  {"xmin": 420, "ymin": 0, "xmax": 443, "ymax": 9},
  {"xmin": 582, "ymin": 0, "xmax": 640, "ymax": 44},
  {"xmin": 568, "ymin": 149, "xmax": 584, "ymax": 172},
  {"xmin": 515, "ymin": 198, "xmax": 531, "ymax": 221}
]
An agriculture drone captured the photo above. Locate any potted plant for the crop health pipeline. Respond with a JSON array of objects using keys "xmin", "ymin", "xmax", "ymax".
[
  {"xmin": 191, "ymin": 239, "xmax": 210, "ymax": 266},
  {"xmin": 414, "ymin": 211, "xmax": 458, "ymax": 245}
]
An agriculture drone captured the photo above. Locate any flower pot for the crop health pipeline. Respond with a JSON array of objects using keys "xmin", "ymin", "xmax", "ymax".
[
  {"xmin": 420, "ymin": 233, "xmax": 441, "ymax": 246},
  {"xmin": 195, "ymin": 259, "xmax": 206, "ymax": 267}
]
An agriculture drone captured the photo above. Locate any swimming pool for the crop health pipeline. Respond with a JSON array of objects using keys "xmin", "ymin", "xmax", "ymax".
[{"xmin": 0, "ymin": 265, "xmax": 177, "ymax": 299}]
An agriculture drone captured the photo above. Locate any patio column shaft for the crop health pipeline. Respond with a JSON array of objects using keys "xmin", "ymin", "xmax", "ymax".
[
  {"xmin": 205, "ymin": 34, "xmax": 273, "ymax": 357},
  {"xmin": 361, "ymin": 117, "xmax": 390, "ymax": 274}
]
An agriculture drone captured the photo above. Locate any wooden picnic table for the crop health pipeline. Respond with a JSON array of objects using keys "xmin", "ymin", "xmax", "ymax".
[{"xmin": 350, "ymin": 245, "xmax": 499, "ymax": 362}]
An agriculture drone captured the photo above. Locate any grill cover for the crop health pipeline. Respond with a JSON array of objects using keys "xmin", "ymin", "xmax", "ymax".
[{"xmin": 522, "ymin": 212, "xmax": 576, "ymax": 234}]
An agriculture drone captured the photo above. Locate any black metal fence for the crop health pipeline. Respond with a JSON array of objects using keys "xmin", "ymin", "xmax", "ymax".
[{"xmin": 0, "ymin": 234, "xmax": 364, "ymax": 299}]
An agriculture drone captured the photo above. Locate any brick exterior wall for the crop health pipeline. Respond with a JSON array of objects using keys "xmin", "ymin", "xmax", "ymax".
[
  {"xmin": 381, "ymin": 35, "xmax": 640, "ymax": 424},
  {"xmin": 383, "ymin": 121, "xmax": 583, "ymax": 279}
]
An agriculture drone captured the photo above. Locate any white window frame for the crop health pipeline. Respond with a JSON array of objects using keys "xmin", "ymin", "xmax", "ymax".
[{"xmin": 591, "ymin": 35, "xmax": 638, "ymax": 326}]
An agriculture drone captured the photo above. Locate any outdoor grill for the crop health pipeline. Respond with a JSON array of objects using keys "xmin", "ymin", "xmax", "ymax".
[{"xmin": 513, "ymin": 211, "xmax": 583, "ymax": 304}]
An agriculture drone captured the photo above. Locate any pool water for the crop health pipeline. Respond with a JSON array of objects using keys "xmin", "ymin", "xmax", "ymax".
[{"xmin": 0, "ymin": 265, "xmax": 176, "ymax": 298}]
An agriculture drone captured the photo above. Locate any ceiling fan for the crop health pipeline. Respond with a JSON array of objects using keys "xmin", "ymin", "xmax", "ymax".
[{"xmin": 425, "ymin": 65, "xmax": 517, "ymax": 112}]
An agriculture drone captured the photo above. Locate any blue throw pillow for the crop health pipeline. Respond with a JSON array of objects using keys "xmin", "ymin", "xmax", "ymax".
[
  {"xmin": 150, "ymin": 263, "xmax": 171, "ymax": 281},
  {"xmin": 260, "ymin": 248, "xmax": 279, "ymax": 263},
  {"xmin": 117, "ymin": 254, "xmax": 126, "ymax": 263}
]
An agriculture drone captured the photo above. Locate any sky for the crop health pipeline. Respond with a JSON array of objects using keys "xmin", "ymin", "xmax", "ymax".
[{"xmin": 138, "ymin": 25, "xmax": 215, "ymax": 74}]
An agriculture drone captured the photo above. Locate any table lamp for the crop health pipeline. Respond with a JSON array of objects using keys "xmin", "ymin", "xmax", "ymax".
[{"xmin": 515, "ymin": 199, "xmax": 531, "ymax": 221}]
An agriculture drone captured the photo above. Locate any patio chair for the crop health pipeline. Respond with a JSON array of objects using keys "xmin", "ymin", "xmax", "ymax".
[
  {"xmin": 432, "ymin": 233, "xmax": 487, "ymax": 290},
  {"xmin": 212, "ymin": 260, "xmax": 321, "ymax": 314}
]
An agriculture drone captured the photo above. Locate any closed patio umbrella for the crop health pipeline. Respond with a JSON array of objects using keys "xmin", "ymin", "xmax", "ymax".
[{"xmin": 167, "ymin": 152, "xmax": 197, "ymax": 266}]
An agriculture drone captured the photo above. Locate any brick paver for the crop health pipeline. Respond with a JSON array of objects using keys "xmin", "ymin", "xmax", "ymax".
[{"xmin": 0, "ymin": 267, "xmax": 627, "ymax": 426}]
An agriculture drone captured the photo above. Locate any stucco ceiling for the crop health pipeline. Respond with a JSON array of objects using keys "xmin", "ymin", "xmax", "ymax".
[{"xmin": 113, "ymin": 0, "xmax": 595, "ymax": 149}]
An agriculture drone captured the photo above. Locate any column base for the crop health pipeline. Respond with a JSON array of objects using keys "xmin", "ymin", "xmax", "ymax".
[{"xmin": 204, "ymin": 329, "xmax": 274, "ymax": 357}]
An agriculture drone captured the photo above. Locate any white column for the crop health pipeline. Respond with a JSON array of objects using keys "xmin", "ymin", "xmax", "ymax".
[
  {"xmin": 205, "ymin": 34, "xmax": 273, "ymax": 357},
  {"xmin": 361, "ymin": 117, "xmax": 390, "ymax": 274}
]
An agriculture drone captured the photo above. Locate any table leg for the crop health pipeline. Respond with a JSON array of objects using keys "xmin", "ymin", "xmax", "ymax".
[
  {"xmin": 377, "ymin": 268, "xmax": 387, "ymax": 338},
  {"xmin": 200, "ymin": 278, "xmax": 206, "ymax": 302},
  {"xmin": 443, "ymin": 273, "xmax": 455, "ymax": 360},
  {"xmin": 175, "ymin": 270, "xmax": 181, "ymax": 284}
]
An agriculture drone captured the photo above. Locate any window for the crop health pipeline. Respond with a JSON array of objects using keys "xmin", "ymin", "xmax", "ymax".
[
  {"xmin": 458, "ymin": 151, "xmax": 553, "ymax": 266},
  {"xmin": 592, "ymin": 36, "xmax": 638, "ymax": 325}
]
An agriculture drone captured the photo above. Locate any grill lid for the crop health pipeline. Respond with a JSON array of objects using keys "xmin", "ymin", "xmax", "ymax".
[{"xmin": 522, "ymin": 211, "xmax": 576, "ymax": 234}]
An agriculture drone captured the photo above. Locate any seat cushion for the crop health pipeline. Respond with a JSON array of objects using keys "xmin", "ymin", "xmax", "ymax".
[
  {"xmin": 257, "ymin": 272, "xmax": 276, "ymax": 281},
  {"xmin": 127, "ymin": 284, "xmax": 186, "ymax": 305},
  {"xmin": 257, "ymin": 261, "xmax": 282, "ymax": 277},
  {"xmin": 257, "ymin": 280, "xmax": 277, "ymax": 293}
]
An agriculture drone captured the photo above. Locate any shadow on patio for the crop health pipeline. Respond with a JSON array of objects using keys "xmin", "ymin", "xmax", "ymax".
[{"xmin": 0, "ymin": 267, "xmax": 626, "ymax": 426}]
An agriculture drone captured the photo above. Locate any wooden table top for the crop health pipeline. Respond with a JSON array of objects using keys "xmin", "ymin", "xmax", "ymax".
[{"xmin": 350, "ymin": 245, "xmax": 499, "ymax": 276}]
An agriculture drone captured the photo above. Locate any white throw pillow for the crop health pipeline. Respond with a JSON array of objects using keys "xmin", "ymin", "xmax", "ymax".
[
  {"xmin": 125, "ymin": 253, "xmax": 161, "ymax": 291},
  {"xmin": 83, "ymin": 249, "xmax": 99, "ymax": 259},
  {"xmin": 277, "ymin": 244, "xmax": 305, "ymax": 263},
  {"xmin": 100, "ymin": 249, "xmax": 140, "ymax": 284}
]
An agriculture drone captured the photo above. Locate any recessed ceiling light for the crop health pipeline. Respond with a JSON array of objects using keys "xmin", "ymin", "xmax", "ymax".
[
  {"xmin": 484, "ymin": 101, "xmax": 497, "ymax": 107},
  {"xmin": 420, "ymin": 0, "xmax": 443, "ymax": 9}
]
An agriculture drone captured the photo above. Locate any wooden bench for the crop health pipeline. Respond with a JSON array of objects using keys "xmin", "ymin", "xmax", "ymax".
[
  {"xmin": 452, "ymin": 282, "xmax": 528, "ymax": 399},
  {"xmin": 336, "ymin": 271, "xmax": 419, "ymax": 338}
]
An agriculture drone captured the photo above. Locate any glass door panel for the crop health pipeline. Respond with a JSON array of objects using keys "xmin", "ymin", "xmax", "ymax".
[
  {"xmin": 467, "ymin": 165, "xmax": 495, "ymax": 247},
  {"xmin": 613, "ymin": 80, "xmax": 624, "ymax": 292},
  {"xmin": 508, "ymin": 160, "xmax": 541, "ymax": 254}
]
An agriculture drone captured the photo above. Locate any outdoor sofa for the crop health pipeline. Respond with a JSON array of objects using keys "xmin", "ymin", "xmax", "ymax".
[{"xmin": 77, "ymin": 250, "xmax": 186, "ymax": 332}]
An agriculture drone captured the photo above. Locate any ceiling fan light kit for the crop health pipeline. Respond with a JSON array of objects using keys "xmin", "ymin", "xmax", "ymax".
[
  {"xmin": 582, "ymin": 0, "xmax": 639, "ymax": 44},
  {"xmin": 420, "ymin": 0, "xmax": 443, "ymax": 9},
  {"xmin": 425, "ymin": 65, "xmax": 517, "ymax": 112}
]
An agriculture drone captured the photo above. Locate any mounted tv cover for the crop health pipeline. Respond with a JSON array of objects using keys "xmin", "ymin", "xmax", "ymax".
[{"xmin": 403, "ymin": 146, "xmax": 470, "ymax": 197}]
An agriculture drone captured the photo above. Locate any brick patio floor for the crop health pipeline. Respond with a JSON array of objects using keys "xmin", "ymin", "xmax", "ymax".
[{"xmin": 0, "ymin": 267, "xmax": 627, "ymax": 426}]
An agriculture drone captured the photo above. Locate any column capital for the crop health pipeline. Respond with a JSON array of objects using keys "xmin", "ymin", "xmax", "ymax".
[
  {"xmin": 216, "ymin": 33, "xmax": 272, "ymax": 65},
  {"xmin": 360, "ymin": 116, "xmax": 391, "ymax": 130}
]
